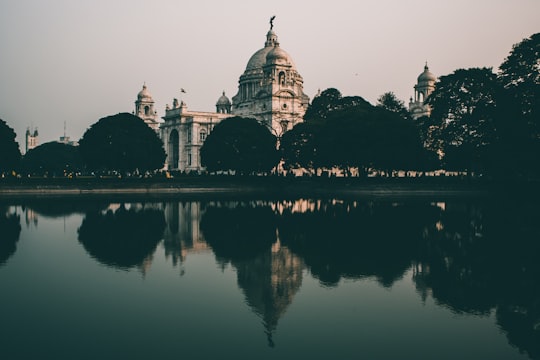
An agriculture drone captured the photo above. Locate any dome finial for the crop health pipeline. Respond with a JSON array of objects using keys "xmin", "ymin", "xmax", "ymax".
[{"xmin": 270, "ymin": 15, "xmax": 276, "ymax": 30}]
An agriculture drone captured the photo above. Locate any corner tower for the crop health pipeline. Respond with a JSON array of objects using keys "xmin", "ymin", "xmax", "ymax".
[
  {"xmin": 232, "ymin": 19, "xmax": 310, "ymax": 138},
  {"xmin": 409, "ymin": 63, "xmax": 437, "ymax": 119},
  {"xmin": 135, "ymin": 84, "xmax": 160, "ymax": 131}
]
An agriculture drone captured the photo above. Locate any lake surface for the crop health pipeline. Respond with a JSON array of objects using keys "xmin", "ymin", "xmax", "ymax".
[{"xmin": 1, "ymin": 196, "xmax": 539, "ymax": 359}]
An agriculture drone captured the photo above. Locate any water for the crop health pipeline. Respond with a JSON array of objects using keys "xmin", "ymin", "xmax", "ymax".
[{"xmin": 1, "ymin": 197, "xmax": 539, "ymax": 360}]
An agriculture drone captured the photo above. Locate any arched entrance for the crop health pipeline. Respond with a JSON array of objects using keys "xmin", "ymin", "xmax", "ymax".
[{"xmin": 169, "ymin": 130, "xmax": 179, "ymax": 169}]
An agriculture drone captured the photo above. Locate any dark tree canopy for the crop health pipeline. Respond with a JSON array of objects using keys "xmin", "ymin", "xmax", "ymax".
[
  {"xmin": 319, "ymin": 106, "xmax": 426, "ymax": 172},
  {"xmin": 22, "ymin": 141, "xmax": 83, "ymax": 176},
  {"xmin": 499, "ymin": 32, "xmax": 540, "ymax": 132},
  {"xmin": 303, "ymin": 88, "xmax": 343, "ymax": 122},
  {"xmin": 78, "ymin": 113, "xmax": 165, "ymax": 173},
  {"xmin": 279, "ymin": 122, "xmax": 321, "ymax": 172},
  {"xmin": 200, "ymin": 116, "xmax": 279, "ymax": 174},
  {"xmin": 426, "ymin": 67, "xmax": 500, "ymax": 173},
  {"xmin": 303, "ymin": 88, "xmax": 371, "ymax": 123},
  {"xmin": 0, "ymin": 119, "xmax": 21, "ymax": 174},
  {"xmin": 377, "ymin": 91, "xmax": 411, "ymax": 121},
  {"xmin": 281, "ymin": 88, "xmax": 427, "ymax": 175},
  {"xmin": 495, "ymin": 33, "xmax": 540, "ymax": 179}
]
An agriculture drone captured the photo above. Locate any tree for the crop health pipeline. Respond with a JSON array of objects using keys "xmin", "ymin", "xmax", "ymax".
[
  {"xmin": 303, "ymin": 88, "xmax": 371, "ymax": 123},
  {"xmin": 78, "ymin": 113, "xmax": 166, "ymax": 173},
  {"xmin": 377, "ymin": 92, "xmax": 411, "ymax": 121},
  {"xmin": 279, "ymin": 122, "xmax": 321, "ymax": 173},
  {"xmin": 282, "ymin": 88, "xmax": 427, "ymax": 176},
  {"xmin": 0, "ymin": 119, "xmax": 21, "ymax": 175},
  {"xmin": 200, "ymin": 116, "xmax": 279, "ymax": 174},
  {"xmin": 303, "ymin": 88, "xmax": 343, "ymax": 123},
  {"xmin": 497, "ymin": 33, "xmax": 540, "ymax": 179},
  {"xmin": 426, "ymin": 68, "xmax": 500, "ymax": 174},
  {"xmin": 319, "ymin": 106, "xmax": 427, "ymax": 175},
  {"xmin": 499, "ymin": 33, "xmax": 540, "ymax": 134},
  {"xmin": 22, "ymin": 141, "xmax": 83, "ymax": 176}
]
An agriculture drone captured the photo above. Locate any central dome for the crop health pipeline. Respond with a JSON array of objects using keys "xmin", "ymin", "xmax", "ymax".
[
  {"xmin": 246, "ymin": 47, "xmax": 274, "ymax": 71},
  {"xmin": 244, "ymin": 29, "xmax": 293, "ymax": 71}
]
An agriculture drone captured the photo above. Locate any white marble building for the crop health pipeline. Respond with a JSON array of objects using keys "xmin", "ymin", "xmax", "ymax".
[
  {"xmin": 152, "ymin": 22, "xmax": 309, "ymax": 172},
  {"xmin": 231, "ymin": 27, "xmax": 310, "ymax": 138},
  {"xmin": 160, "ymin": 99, "xmax": 232, "ymax": 172}
]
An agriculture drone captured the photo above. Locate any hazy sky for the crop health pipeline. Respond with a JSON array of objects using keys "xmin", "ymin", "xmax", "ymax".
[{"xmin": 1, "ymin": 0, "xmax": 538, "ymax": 150}]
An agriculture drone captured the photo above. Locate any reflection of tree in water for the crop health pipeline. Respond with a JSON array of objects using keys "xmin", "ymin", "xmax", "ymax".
[
  {"xmin": 201, "ymin": 203, "xmax": 277, "ymax": 262},
  {"xmin": 201, "ymin": 203, "xmax": 304, "ymax": 347},
  {"xmin": 78, "ymin": 204, "xmax": 165, "ymax": 271},
  {"xmin": 413, "ymin": 199, "xmax": 540, "ymax": 359},
  {"xmin": 0, "ymin": 207, "xmax": 21, "ymax": 266},
  {"xmin": 278, "ymin": 200, "xmax": 439, "ymax": 287}
]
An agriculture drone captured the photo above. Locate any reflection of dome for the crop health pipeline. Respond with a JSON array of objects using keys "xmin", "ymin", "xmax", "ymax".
[
  {"xmin": 418, "ymin": 64, "xmax": 436, "ymax": 82},
  {"xmin": 137, "ymin": 84, "xmax": 153, "ymax": 100},
  {"xmin": 216, "ymin": 91, "xmax": 231, "ymax": 106}
]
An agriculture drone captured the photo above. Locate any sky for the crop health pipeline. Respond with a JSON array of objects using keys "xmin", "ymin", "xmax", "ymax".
[{"xmin": 0, "ymin": 0, "xmax": 538, "ymax": 151}]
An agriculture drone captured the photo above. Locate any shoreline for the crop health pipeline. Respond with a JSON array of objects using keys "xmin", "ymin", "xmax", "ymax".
[{"xmin": 0, "ymin": 177, "xmax": 515, "ymax": 200}]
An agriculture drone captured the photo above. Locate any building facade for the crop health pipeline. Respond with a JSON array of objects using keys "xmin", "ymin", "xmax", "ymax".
[
  {"xmin": 409, "ymin": 63, "xmax": 437, "ymax": 120},
  {"xmin": 152, "ymin": 22, "xmax": 309, "ymax": 172},
  {"xmin": 160, "ymin": 99, "xmax": 232, "ymax": 172}
]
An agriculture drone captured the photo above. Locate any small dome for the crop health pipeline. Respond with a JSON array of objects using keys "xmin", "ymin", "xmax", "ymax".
[
  {"xmin": 216, "ymin": 91, "xmax": 231, "ymax": 106},
  {"xmin": 137, "ymin": 84, "xmax": 153, "ymax": 100},
  {"xmin": 266, "ymin": 45, "xmax": 290, "ymax": 63},
  {"xmin": 418, "ymin": 64, "xmax": 436, "ymax": 83}
]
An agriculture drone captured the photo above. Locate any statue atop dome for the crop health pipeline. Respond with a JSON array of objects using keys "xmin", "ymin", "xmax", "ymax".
[{"xmin": 270, "ymin": 15, "xmax": 276, "ymax": 30}]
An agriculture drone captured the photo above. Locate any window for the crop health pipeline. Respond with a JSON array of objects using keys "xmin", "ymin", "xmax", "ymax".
[
  {"xmin": 168, "ymin": 130, "xmax": 179, "ymax": 169},
  {"xmin": 187, "ymin": 128, "xmax": 192, "ymax": 144},
  {"xmin": 187, "ymin": 151, "xmax": 192, "ymax": 166},
  {"xmin": 279, "ymin": 72, "xmax": 286, "ymax": 85},
  {"xmin": 199, "ymin": 130, "xmax": 207, "ymax": 142}
]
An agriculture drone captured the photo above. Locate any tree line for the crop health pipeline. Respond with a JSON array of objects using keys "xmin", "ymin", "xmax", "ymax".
[{"xmin": 0, "ymin": 33, "xmax": 538, "ymax": 180}]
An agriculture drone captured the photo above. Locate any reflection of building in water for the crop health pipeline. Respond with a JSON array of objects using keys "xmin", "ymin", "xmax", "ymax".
[
  {"xmin": 24, "ymin": 207, "xmax": 38, "ymax": 228},
  {"xmin": 235, "ymin": 238, "xmax": 304, "ymax": 347},
  {"xmin": 272, "ymin": 198, "xmax": 361, "ymax": 215},
  {"xmin": 162, "ymin": 202, "xmax": 211, "ymax": 268}
]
